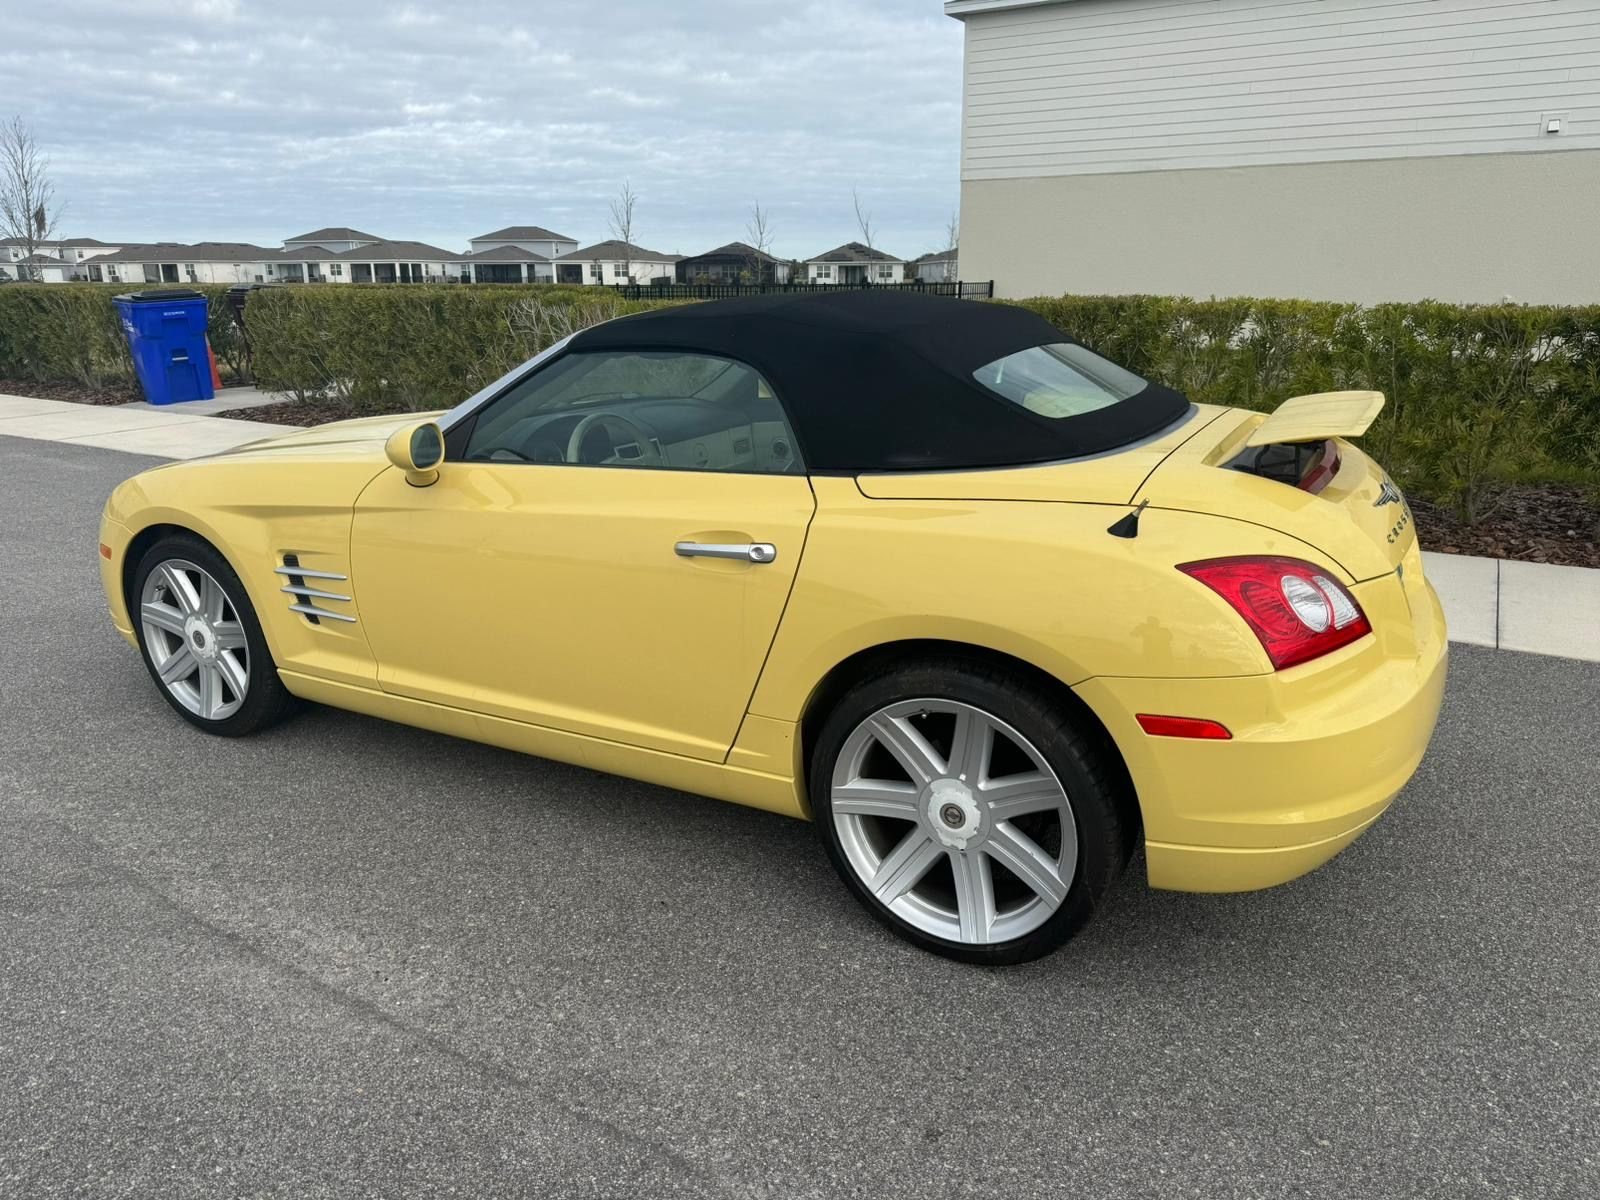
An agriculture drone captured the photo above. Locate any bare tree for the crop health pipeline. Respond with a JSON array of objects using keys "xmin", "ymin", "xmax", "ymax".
[
  {"xmin": 945, "ymin": 209, "xmax": 959, "ymax": 253},
  {"xmin": 745, "ymin": 201, "xmax": 775, "ymax": 282},
  {"xmin": 852, "ymin": 188, "xmax": 875, "ymax": 249},
  {"xmin": 608, "ymin": 180, "xmax": 637, "ymax": 283},
  {"xmin": 0, "ymin": 116, "xmax": 62, "ymax": 281}
]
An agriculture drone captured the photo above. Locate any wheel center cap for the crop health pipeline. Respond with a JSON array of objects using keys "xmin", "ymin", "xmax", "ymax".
[
  {"xmin": 183, "ymin": 616, "xmax": 216, "ymax": 661},
  {"xmin": 926, "ymin": 778, "xmax": 982, "ymax": 850}
]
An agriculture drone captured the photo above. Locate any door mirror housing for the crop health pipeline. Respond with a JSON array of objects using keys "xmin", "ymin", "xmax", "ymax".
[{"xmin": 385, "ymin": 420, "xmax": 444, "ymax": 487}]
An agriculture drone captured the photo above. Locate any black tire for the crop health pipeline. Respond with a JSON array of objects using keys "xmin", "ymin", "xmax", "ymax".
[
  {"xmin": 131, "ymin": 532, "xmax": 299, "ymax": 737},
  {"xmin": 809, "ymin": 656, "xmax": 1133, "ymax": 965}
]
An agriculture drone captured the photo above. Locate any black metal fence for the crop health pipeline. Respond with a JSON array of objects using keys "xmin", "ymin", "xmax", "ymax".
[{"xmin": 610, "ymin": 279, "xmax": 994, "ymax": 301}]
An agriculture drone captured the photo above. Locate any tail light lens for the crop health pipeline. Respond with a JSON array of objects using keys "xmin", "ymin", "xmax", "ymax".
[{"xmin": 1178, "ymin": 556, "xmax": 1372, "ymax": 670}]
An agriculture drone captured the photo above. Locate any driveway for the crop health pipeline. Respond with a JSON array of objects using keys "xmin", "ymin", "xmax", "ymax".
[{"xmin": 2, "ymin": 434, "xmax": 1596, "ymax": 1199}]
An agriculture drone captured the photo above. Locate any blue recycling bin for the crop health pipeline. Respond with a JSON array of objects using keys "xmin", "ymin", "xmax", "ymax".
[{"xmin": 113, "ymin": 288, "xmax": 215, "ymax": 405}]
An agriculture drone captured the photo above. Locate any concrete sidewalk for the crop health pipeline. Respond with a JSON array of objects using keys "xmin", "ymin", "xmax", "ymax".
[
  {"xmin": 2, "ymin": 390, "xmax": 1595, "ymax": 662},
  {"xmin": 0, "ymin": 391, "xmax": 289, "ymax": 459}
]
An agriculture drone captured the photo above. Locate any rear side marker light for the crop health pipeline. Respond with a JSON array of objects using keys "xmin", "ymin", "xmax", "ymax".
[
  {"xmin": 1136, "ymin": 714, "xmax": 1232, "ymax": 740},
  {"xmin": 1179, "ymin": 555, "xmax": 1372, "ymax": 670},
  {"xmin": 99, "ymin": 544, "xmax": 112, "ymax": 559}
]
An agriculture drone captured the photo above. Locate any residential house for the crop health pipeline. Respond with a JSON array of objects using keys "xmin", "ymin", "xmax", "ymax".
[
  {"xmin": 328, "ymin": 240, "xmax": 454, "ymax": 284},
  {"xmin": 946, "ymin": 0, "xmax": 1600, "ymax": 302},
  {"xmin": 282, "ymin": 227, "xmax": 383, "ymax": 254},
  {"xmin": 269, "ymin": 244, "xmax": 344, "ymax": 284},
  {"xmin": 675, "ymin": 242, "xmax": 791, "ymax": 285},
  {"xmin": 0, "ymin": 254, "xmax": 72, "ymax": 283},
  {"xmin": 454, "ymin": 245, "xmax": 556, "ymax": 284},
  {"xmin": 469, "ymin": 225, "xmax": 578, "ymax": 260},
  {"xmin": 910, "ymin": 250, "xmax": 958, "ymax": 283},
  {"xmin": 804, "ymin": 242, "xmax": 905, "ymax": 285},
  {"xmin": 1, "ymin": 237, "xmax": 126, "ymax": 280},
  {"xmin": 78, "ymin": 242, "xmax": 280, "ymax": 285},
  {"xmin": 554, "ymin": 240, "xmax": 680, "ymax": 286}
]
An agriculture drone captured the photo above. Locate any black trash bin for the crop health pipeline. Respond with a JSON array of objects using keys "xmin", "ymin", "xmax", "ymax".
[{"xmin": 225, "ymin": 281, "xmax": 281, "ymax": 375}]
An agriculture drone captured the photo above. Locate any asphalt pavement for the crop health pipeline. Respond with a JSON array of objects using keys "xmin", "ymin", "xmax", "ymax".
[{"xmin": 2, "ymin": 433, "xmax": 1596, "ymax": 1199}]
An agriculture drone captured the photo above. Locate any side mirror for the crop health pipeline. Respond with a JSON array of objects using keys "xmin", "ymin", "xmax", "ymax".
[{"xmin": 385, "ymin": 420, "xmax": 444, "ymax": 487}]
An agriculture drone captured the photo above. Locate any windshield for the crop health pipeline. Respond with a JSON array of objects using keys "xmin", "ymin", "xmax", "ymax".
[{"xmin": 973, "ymin": 343, "xmax": 1148, "ymax": 420}]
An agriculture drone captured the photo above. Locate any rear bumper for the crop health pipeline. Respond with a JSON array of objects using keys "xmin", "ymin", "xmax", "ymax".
[{"xmin": 1076, "ymin": 570, "xmax": 1448, "ymax": 893}]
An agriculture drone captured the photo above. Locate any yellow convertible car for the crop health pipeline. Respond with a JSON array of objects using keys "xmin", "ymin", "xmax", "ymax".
[{"xmin": 98, "ymin": 292, "xmax": 1446, "ymax": 963}]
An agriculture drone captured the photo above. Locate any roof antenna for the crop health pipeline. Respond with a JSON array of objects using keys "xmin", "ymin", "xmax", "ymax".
[{"xmin": 1107, "ymin": 499, "xmax": 1149, "ymax": 539}]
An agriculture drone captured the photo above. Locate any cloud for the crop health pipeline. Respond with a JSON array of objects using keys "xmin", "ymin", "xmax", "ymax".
[{"xmin": 3, "ymin": 0, "xmax": 963, "ymax": 259}]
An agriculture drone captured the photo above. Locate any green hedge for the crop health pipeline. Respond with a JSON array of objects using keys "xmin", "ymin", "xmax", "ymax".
[
  {"xmin": 244, "ymin": 285, "xmax": 680, "ymax": 409},
  {"xmin": 0, "ymin": 282, "xmax": 248, "ymax": 389},
  {"xmin": 1, "ymin": 283, "xmax": 1595, "ymax": 520},
  {"xmin": 1017, "ymin": 296, "xmax": 1600, "ymax": 521}
]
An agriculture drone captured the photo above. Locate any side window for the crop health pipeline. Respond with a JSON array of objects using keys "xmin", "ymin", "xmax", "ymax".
[{"xmin": 462, "ymin": 350, "xmax": 804, "ymax": 475}]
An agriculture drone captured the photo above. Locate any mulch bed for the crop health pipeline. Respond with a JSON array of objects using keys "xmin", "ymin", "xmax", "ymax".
[
  {"xmin": 215, "ymin": 396, "xmax": 393, "ymax": 427},
  {"xmin": 0, "ymin": 377, "xmax": 143, "ymax": 406},
  {"xmin": 1410, "ymin": 486, "xmax": 1600, "ymax": 570}
]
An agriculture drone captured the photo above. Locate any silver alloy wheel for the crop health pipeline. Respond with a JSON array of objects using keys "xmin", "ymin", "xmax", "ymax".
[
  {"xmin": 139, "ymin": 558, "xmax": 250, "ymax": 722},
  {"xmin": 831, "ymin": 699, "xmax": 1077, "ymax": 945}
]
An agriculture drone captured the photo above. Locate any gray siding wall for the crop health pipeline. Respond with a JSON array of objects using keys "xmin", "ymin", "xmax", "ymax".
[
  {"xmin": 963, "ymin": 149, "xmax": 1600, "ymax": 303},
  {"xmin": 957, "ymin": 0, "xmax": 1600, "ymax": 180}
]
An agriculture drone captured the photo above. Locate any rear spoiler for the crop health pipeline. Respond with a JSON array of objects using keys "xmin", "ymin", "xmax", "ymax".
[{"xmin": 1245, "ymin": 391, "xmax": 1385, "ymax": 448}]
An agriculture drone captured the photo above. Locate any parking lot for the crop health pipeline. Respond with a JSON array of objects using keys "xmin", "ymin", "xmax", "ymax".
[{"xmin": 2, "ymin": 433, "xmax": 1596, "ymax": 1199}]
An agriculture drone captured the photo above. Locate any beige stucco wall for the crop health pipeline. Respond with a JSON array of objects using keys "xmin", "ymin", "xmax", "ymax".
[{"xmin": 962, "ymin": 150, "xmax": 1600, "ymax": 304}]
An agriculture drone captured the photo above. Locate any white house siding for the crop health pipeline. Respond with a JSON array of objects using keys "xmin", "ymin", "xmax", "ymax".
[
  {"xmin": 570, "ymin": 258, "xmax": 677, "ymax": 284},
  {"xmin": 805, "ymin": 261, "xmax": 905, "ymax": 283},
  {"xmin": 469, "ymin": 236, "xmax": 577, "ymax": 259},
  {"xmin": 951, "ymin": 0, "xmax": 1600, "ymax": 302}
]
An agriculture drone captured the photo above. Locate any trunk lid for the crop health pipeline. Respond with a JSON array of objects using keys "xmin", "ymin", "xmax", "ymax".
[{"xmin": 1134, "ymin": 405, "xmax": 1413, "ymax": 581}]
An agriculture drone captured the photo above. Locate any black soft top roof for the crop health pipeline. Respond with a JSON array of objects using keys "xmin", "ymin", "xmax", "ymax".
[{"xmin": 569, "ymin": 290, "xmax": 1189, "ymax": 472}]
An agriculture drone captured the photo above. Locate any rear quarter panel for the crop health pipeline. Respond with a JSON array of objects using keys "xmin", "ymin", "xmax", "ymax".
[{"xmin": 747, "ymin": 476, "xmax": 1343, "ymax": 724}]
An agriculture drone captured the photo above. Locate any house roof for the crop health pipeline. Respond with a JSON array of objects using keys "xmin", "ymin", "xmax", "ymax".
[
  {"xmin": 472, "ymin": 225, "xmax": 574, "ymax": 244},
  {"xmin": 807, "ymin": 241, "xmax": 904, "ymax": 264},
  {"xmin": 911, "ymin": 249, "xmax": 958, "ymax": 264},
  {"xmin": 460, "ymin": 245, "xmax": 553, "ymax": 263},
  {"xmin": 274, "ymin": 245, "xmax": 344, "ymax": 261},
  {"xmin": 557, "ymin": 240, "xmax": 680, "ymax": 262},
  {"xmin": 333, "ymin": 239, "xmax": 455, "ymax": 260},
  {"xmin": 284, "ymin": 226, "xmax": 382, "ymax": 244},
  {"xmin": 1, "ymin": 236, "xmax": 112, "ymax": 247},
  {"xmin": 82, "ymin": 242, "xmax": 277, "ymax": 263},
  {"xmin": 679, "ymin": 241, "xmax": 780, "ymax": 265},
  {"xmin": 16, "ymin": 253, "xmax": 67, "ymax": 265}
]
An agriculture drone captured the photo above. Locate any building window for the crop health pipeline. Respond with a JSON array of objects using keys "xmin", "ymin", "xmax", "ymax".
[
  {"xmin": 877, "ymin": 264, "xmax": 893, "ymax": 279},
  {"xmin": 330, "ymin": 263, "xmax": 344, "ymax": 277},
  {"xmin": 264, "ymin": 263, "xmax": 274, "ymax": 275},
  {"xmin": 184, "ymin": 264, "xmax": 197, "ymax": 282},
  {"xmin": 816, "ymin": 264, "xmax": 832, "ymax": 279}
]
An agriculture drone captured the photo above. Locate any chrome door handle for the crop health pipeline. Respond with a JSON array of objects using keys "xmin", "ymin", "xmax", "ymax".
[{"xmin": 675, "ymin": 541, "xmax": 778, "ymax": 564}]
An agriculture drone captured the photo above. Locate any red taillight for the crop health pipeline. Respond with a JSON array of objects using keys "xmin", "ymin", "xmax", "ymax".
[
  {"xmin": 1136, "ymin": 714, "xmax": 1233, "ymax": 740},
  {"xmin": 1178, "ymin": 555, "xmax": 1372, "ymax": 670}
]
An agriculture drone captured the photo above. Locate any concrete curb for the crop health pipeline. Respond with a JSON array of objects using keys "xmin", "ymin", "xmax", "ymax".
[{"xmin": 4, "ymin": 391, "xmax": 1596, "ymax": 664}]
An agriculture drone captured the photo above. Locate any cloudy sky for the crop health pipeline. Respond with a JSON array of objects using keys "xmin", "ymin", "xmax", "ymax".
[{"xmin": 5, "ymin": 0, "xmax": 964, "ymax": 259}]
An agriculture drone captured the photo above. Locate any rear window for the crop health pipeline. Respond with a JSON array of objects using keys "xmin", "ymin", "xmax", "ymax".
[{"xmin": 973, "ymin": 343, "xmax": 1148, "ymax": 420}]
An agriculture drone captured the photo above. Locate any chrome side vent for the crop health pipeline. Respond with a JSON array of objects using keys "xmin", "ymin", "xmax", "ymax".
[{"xmin": 276, "ymin": 553, "xmax": 356, "ymax": 625}]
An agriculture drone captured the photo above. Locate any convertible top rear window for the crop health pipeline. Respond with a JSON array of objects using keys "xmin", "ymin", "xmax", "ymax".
[{"xmin": 974, "ymin": 343, "xmax": 1149, "ymax": 420}]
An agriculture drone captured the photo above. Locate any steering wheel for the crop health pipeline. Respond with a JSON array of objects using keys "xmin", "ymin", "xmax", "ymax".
[{"xmin": 566, "ymin": 411, "xmax": 664, "ymax": 466}]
